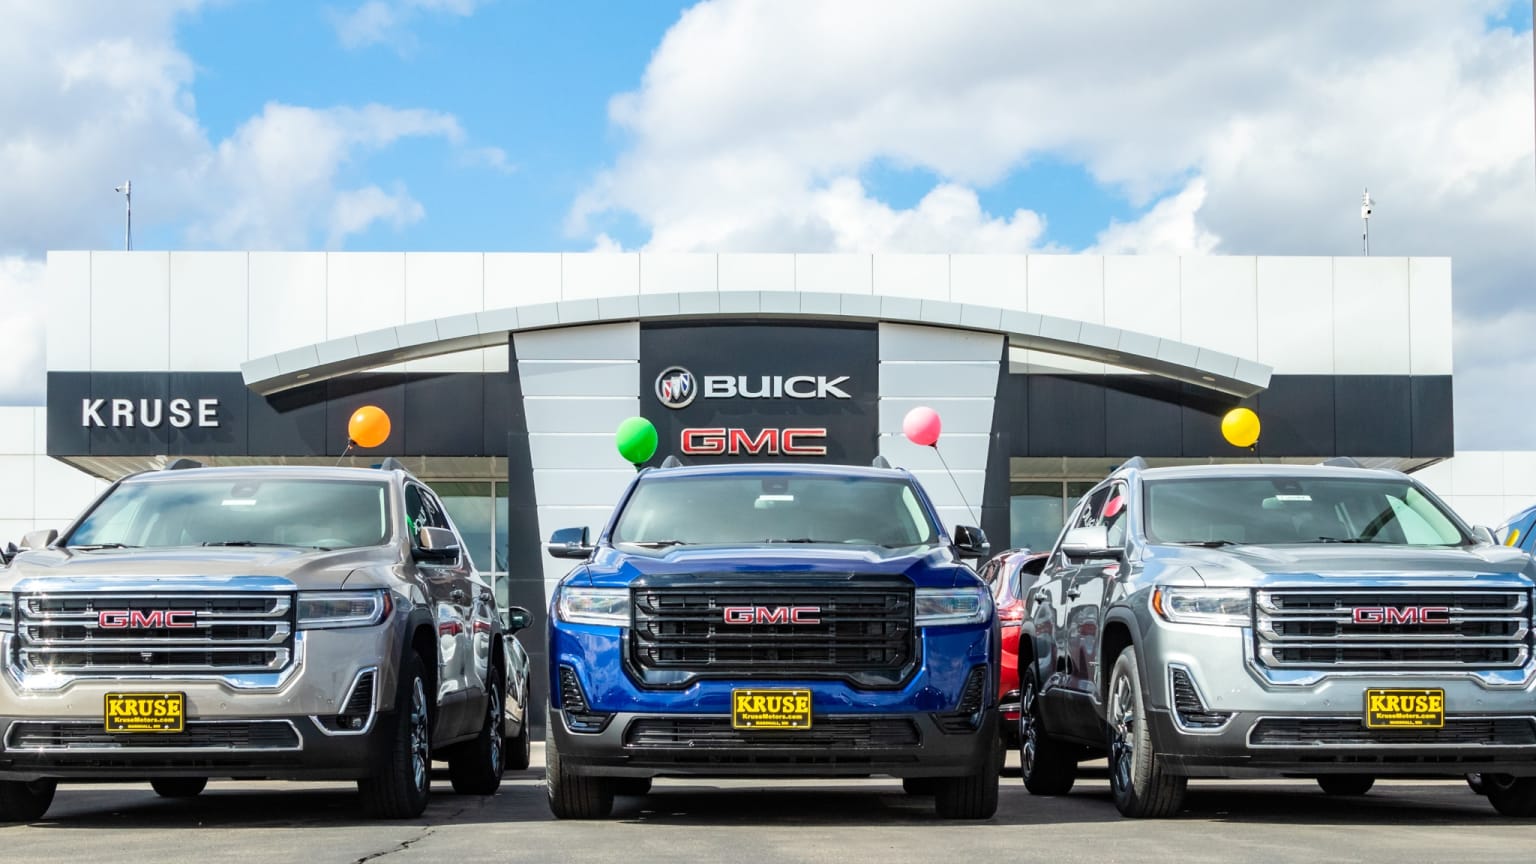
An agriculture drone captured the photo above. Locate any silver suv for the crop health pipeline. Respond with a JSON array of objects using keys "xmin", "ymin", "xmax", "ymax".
[
  {"xmin": 1016, "ymin": 461, "xmax": 1536, "ymax": 818},
  {"xmin": 0, "ymin": 461, "xmax": 533, "ymax": 821}
]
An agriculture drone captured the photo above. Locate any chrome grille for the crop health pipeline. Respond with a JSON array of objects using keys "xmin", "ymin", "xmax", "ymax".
[
  {"xmin": 14, "ymin": 593, "xmax": 294, "ymax": 675},
  {"xmin": 1255, "ymin": 589, "xmax": 1532, "ymax": 670},
  {"xmin": 6, "ymin": 720, "xmax": 302, "ymax": 751}
]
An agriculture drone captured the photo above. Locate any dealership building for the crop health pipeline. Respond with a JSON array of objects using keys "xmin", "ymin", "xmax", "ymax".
[{"xmin": 1, "ymin": 250, "xmax": 1500, "ymax": 670}]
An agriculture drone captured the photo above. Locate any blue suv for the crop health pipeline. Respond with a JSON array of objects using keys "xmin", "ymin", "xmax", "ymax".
[{"xmin": 543, "ymin": 462, "xmax": 1000, "ymax": 819}]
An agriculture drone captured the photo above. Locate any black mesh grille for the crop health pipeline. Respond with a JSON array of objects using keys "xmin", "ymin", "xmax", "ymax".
[
  {"xmin": 1171, "ymin": 667, "xmax": 1232, "ymax": 729},
  {"xmin": 624, "ymin": 717, "xmax": 920, "ymax": 749},
  {"xmin": 630, "ymin": 585, "xmax": 914, "ymax": 685},
  {"xmin": 7, "ymin": 721, "xmax": 301, "ymax": 750},
  {"xmin": 934, "ymin": 666, "xmax": 988, "ymax": 734},
  {"xmin": 341, "ymin": 671, "xmax": 374, "ymax": 717},
  {"xmin": 1251, "ymin": 717, "xmax": 1536, "ymax": 747},
  {"xmin": 558, "ymin": 666, "xmax": 589, "ymax": 713}
]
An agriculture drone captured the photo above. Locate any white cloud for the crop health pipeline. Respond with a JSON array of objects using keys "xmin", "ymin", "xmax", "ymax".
[
  {"xmin": 580, "ymin": 0, "xmax": 1536, "ymax": 447},
  {"xmin": 0, "ymin": 257, "xmax": 46, "ymax": 406},
  {"xmin": 332, "ymin": 0, "xmax": 486, "ymax": 52},
  {"xmin": 327, "ymin": 184, "xmax": 426, "ymax": 248}
]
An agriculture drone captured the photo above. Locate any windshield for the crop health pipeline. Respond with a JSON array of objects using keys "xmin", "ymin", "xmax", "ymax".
[
  {"xmin": 611, "ymin": 474, "xmax": 939, "ymax": 547},
  {"xmin": 1144, "ymin": 476, "xmax": 1467, "ymax": 547},
  {"xmin": 67, "ymin": 478, "xmax": 391, "ymax": 550}
]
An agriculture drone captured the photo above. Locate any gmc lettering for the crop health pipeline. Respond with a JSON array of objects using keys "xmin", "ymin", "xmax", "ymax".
[{"xmin": 681, "ymin": 427, "xmax": 829, "ymax": 456}]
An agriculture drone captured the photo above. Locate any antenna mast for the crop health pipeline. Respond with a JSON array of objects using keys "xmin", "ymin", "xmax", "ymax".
[
  {"xmin": 1360, "ymin": 187, "xmax": 1374, "ymax": 256},
  {"xmin": 114, "ymin": 180, "xmax": 132, "ymax": 251}
]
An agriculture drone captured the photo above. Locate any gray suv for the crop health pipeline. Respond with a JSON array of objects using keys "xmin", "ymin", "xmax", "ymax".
[
  {"xmin": 1017, "ymin": 461, "xmax": 1536, "ymax": 818},
  {"xmin": 0, "ymin": 461, "xmax": 533, "ymax": 822}
]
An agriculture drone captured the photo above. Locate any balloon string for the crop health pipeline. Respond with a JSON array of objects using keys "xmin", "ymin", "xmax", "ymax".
[
  {"xmin": 335, "ymin": 439, "xmax": 355, "ymax": 467},
  {"xmin": 932, "ymin": 445, "xmax": 980, "ymax": 526}
]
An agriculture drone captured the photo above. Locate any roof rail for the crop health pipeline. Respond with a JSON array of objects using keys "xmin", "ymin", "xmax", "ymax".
[
  {"xmin": 164, "ymin": 458, "xmax": 203, "ymax": 471},
  {"xmin": 1116, "ymin": 457, "xmax": 1149, "ymax": 472},
  {"xmin": 660, "ymin": 455, "xmax": 686, "ymax": 469},
  {"xmin": 1319, "ymin": 457, "xmax": 1363, "ymax": 468},
  {"xmin": 377, "ymin": 457, "xmax": 414, "ymax": 476},
  {"xmin": 872, "ymin": 455, "xmax": 892, "ymax": 469}
]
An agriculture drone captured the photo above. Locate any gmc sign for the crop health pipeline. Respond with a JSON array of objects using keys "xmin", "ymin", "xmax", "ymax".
[{"xmin": 681, "ymin": 427, "xmax": 828, "ymax": 457}]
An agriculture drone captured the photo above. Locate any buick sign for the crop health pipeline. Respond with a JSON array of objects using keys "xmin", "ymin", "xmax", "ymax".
[{"xmin": 654, "ymin": 367, "xmax": 851, "ymax": 409}]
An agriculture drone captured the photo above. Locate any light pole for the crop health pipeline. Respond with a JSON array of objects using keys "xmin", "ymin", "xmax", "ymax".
[
  {"xmin": 114, "ymin": 180, "xmax": 132, "ymax": 251},
  {"xmin": 1360, "ymin": 187, "xmax": 1374, "ymax": 256}
]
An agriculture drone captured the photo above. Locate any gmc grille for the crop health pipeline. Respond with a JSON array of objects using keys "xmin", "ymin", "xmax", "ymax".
[
  {"xmin": 630, "ymin": 584, "xmax": 915, "ymax": 687},
  {"xmin": 13, "ymin": 593, "xmax": 294, "ymax": 675},
  {"xmin": 1250, "ymin": 717, "xmax": 1536, "ymax": 748},
  {"xmin": 1255, "ymin": 589, "xmax": 1532, "ymax": 671}
]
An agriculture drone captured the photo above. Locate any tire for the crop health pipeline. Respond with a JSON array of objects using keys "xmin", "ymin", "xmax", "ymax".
[
  {"xmin": 504, "ymin": 714, "xmax": 531, "ymax": 772},
  {"xmin": 0, "ymin": 780, "xmax": 55, "ymax": 823},
  {"xmin": 1018, "ymin": 665, "xmax": 1077, "ymax": 796},
  {"xmin": 1483, "ymin": 774, "xmax": 1536, "ymax": 817},
  {"xmin": 1467, "ymin": 773, "xmax": 1485, "ymax": 795},
  {"xmin": 1105, "ymin": 646, "xmax": 1186, "ymax": 818},
  {"xmin": 901, "ymin": 778, "xmax": 936, "ymax": 796},
  {"xmin": 545, "ymin": 720, "xmax": 614, "ymax": 819},
  {"xmin": 151, "ymin": 778, "xmax": 208, "ymax": 798},
  {"xmin": 449, "ymin": 677, "xmax": 506, "ymax": 795},
  {"xmin": 933, "ymin": 734, "xmax": 1001, "ymax": 819},
  {"xmin": 1316, "ymin": 775, "xmax": 1375, "ymax": 796},
  {"xmin": 358, "ymin": 652, "xmax": 433, "ymax": 819},
  {"xmin": 612, "ymin": 777, "xmax": 653, "ymax": 797}
]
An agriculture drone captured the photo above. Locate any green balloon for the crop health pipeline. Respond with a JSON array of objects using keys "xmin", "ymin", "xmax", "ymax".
[{"xmin": 615, "ymin": 416, "xmax": 658, "ymax": 465}]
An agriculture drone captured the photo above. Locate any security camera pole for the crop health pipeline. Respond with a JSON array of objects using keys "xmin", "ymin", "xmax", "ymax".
[
  {"xmin": 114, "ymin": 180, "xmax": 132, "ymax": 251},
  {"xmin": 1360, "ymin": 187, "xmax": 1374, "ymax": 256}
]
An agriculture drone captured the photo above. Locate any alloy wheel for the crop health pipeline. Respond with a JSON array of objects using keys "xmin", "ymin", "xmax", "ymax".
[
  {"xmin": 410, "ymin": 677, "xmax": 430, "ymax": 793},
  {"xmin": 1108, "ymin": 673, "xmax": 1135, "ymax": 794},
  {"xmin": 1019, "ymin": 678, "xmax": 1039, "ymax": 779},
  {"xmin": 487, "ymin": 684, "xmax": 503, "ymax": 770}
]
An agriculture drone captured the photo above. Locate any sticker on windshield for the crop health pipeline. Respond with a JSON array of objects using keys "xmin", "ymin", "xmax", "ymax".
[{"xmin": 1274, "ymin": 494, "xmax": 1312, "ymax": 502}]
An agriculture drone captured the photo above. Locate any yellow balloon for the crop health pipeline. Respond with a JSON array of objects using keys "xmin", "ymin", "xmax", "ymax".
[{"xmin": 1221, "ymin": 407, "xmax": 1260, "ymax": 448}]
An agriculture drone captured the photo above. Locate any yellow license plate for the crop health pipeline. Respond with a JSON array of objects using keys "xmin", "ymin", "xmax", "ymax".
[
  {"xmin": 1364, "ymin": 688, "xmax": 1444, "ymax": 729},
  {"xmin": 104, "ymin": 692, "xmax": 185, "ymax": 733},
  {"xmin": 731, "ymin": 689, "xmax": 812, "ymax": 730}
]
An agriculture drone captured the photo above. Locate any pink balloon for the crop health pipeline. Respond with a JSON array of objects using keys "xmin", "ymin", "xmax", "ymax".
[{"xmin": 902, "ymin": 406, "xmax": 942, "ymax": 447}]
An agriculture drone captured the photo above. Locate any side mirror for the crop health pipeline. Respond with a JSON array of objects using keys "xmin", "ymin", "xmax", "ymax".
[
  {"xmin": 413, "ymin": 526, "xmax": 460, "ymax": 562},
  {"xmin": 1061, "ymin": 525, "xmax": 1120, "ymax": 561},
  {"xmin": 20, "ymin": 529, "xmax": 57, "ymax": 551},
  {"xmin": 0, "ymin": 542, "xmax": 16, "ymax": 565},
  {"xmin": 504, "ymin": 605, "xmax": 533, "ymax": 634},
  {"xmin": 546, "ymin": 527, "xmax": 594, "ymax": 560},
  {"xmin": 1472, "ymin": 525, "xmax": 1497, "ymax": 546},
  {"xmin": 953, "ymin": 525, "xmax": 991, "ymax": 560}
]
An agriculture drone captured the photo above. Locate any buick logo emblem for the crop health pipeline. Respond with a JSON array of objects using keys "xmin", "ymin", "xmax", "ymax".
[{"xmin": 655, "ymin": 366, "xmax": 696, "ymax": 409}]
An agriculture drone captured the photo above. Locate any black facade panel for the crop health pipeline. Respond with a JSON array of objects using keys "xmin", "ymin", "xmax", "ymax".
[
  {"xmin": 1104, "ymin": 377, "xmax": 1183, "ymax": 457},
  {"xmin": 980, "ymin": 344, "xmax": 1012, "ymax": 549},
  {"xmin": 1411, "ymin": 376, "xmax": 1455, "ymax": 458},
  {"xmin": 501, "ymin": 336, "xmax": 548, "ymax": 729},
  {"xmin": 169, "ymin": 372, "xmax": 249, "ymax": 456},
  {"xmin": 44, "ymin": 372, "xmax": 91, "ymax": 456},
  {"xmin": 325, "ymin": 375, "xmax": 407, "ymax": 458},
  {"xmin": 403, "ymin": 374, "xmax": 485, "ymax": 456},
  {"xmin": 1180, "ymin": 383, "xmax": 1249, "ymax": 457},
  {"xmin": 1027, "ymin": 376, "xmax": 1105, "ymax": 457},
  {"xmin": 482, "ymin": 367, "xmax": 512, "ymax": 457},
  {"xmin": 87, "ymin": 373, "xmax": 170, "ymax": 456},
  {"xmin": 1335, "ymin": 376, "xmax": 1412, "ymax": 457},
  {"xmin": 1253, "ymin": 376, "xmax": 1335, "ymax": 456},
  {"xmin": 246, "ymin": 385, "xmax": 328, "ymax": 457}
]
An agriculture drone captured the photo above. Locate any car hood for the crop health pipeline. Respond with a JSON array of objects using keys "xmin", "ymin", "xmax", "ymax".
[
  {"xmin": 576, "ymin": 542, "xmax": 978, "ymax": 589},
  {"xmin": 0, "ymin": 545, "xmax": 403, "ymax": 593},
  {"xmin": 1146, "ymin": 542, "xmax": 1536, "ymax": 588}
]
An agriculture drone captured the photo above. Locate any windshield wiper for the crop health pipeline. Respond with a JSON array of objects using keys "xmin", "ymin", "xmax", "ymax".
[
  {"xmin": 1169, "ymin": 540, "xmax": 1240, "ymax": 548},
  {"xmin": 762, "ymin": 538, "xmax": 824, "ymax": 544},
  {"xmin": 67, "ymin": 543, "xmax": 139, "ymax": 550},
  {"xmin": 1314, "ymin": 537, "xmax": 1389, "ymax": 544},
  {"xmin": 625, "ymin": 540, "xmax": 690, "ymax": 548},
  {"xmin": 201, "ymin": 541, "xmax": 324, "ymax": 549}
]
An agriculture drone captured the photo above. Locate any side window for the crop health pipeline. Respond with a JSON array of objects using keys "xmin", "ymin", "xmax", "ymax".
[
  {"xmin": 1102, "ymin": 483, "xmax": 1129, "ymax": 547},
  {"xmin": 404, "ymin": 484, "xmax": 450, "ymax": 543},
  {"xmin": 978, "ymin": 559, "xmax": 999, "ymax": 586}
]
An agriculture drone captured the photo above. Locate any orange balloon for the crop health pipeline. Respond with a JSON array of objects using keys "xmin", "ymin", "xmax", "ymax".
[{"xmin": 348, "ymin": 405, "xmax": 391, "ymax": 448}]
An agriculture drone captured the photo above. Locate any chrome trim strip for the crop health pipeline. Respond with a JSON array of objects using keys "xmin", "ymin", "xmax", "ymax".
[
  {"xmin": 309, "ymin": 666, "xmax": 379, "ymax": 737},
  {"xmin": 10, "ymin": 577, "xmax": 299, "ymax": 594},
  {"xmin": 1244, "ymin": 714, "xmax": 1536, "ymax": 749},
  {"xmin": 1256, "ymin": 643, "xmax": 1530, "ymax": 669},
  {"xmin": 2, "ymin": 719, "xmax": 305, "ymax": 753},
  {"xmin": 1167, "ymin": 663, "xmax": 1234, "ymax": 735},
  {"xmin": 3, "ymin": 631, "xmax": 307, "ymax": 692},
  {"xmin": 1257, "ymin": 619, "xmax": 1529, "ymax": 643}
]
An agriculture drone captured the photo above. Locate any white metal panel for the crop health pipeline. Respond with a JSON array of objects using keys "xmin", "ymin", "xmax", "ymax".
[
  {"xmin": 1408, "ymin": 257, "xmax": 1452, "ymax": 376},
  {"xmin": 0, "ymin": 520, "xmax": 35, "ymax": 545},
  {"xmin": 879, "ymin": 323, "xmax": 1001, "ymax": 362},
  {"xmin": 879, "ymin": 435, "xmax": 991, "ymax": 471},
  {"xmin": 90, "ymin": 251, "xmax": 170, "ymax": 372},
  {"xmin": 45, "ymin": 251, "xmax": 91, "ymax": 371},
  {"xmin": 563, "ymin": 253, "xmax": 639, "ymax": 300},
  {"xmin": 879, "ymin": 363, "xmax": 1000, "ymax": 398},
  {"xmin": 795, "ymin": 254, "xmax": 871, "ymax": 294},
  {"xmin": 513, "ymin": 322, "xmax": 639, "ymax": 361},
  {"xmin": 878, "ymin": 398, "xmax": 997, "ymax": 433},
  {"xmin": 485, "ymin": 252, "xmax": 561, "ymax": 309},
  {"xmin": 1104, "ymin": 255, "xmax": 1180, "ymax": 340},
  {"xmin": 1448, "ymin": 451, "xmax": 1503, "ymax": 497},
  {"xmin": 950, "ymin": 254, "xmax": 1026, "ymax": 308},
  {"xmin": 248, "ymin": 252, "xmax": 328, "ymax": 359},
  {"xmin": 719, "ymin": 253, "xmax": 794, "ymax": 293},
  {"xmin": 326, "ymin": 253, "xmax": 405, "ymax": 340},
  {"xmin": 874, "ymin": 254, "xmax": 949, "ymax": 301},
  {"xmin": 0, "ymin": 407, "xmax": 37, "ymax": 455},
  {"xmin": 521, "ymin": 398, "xmax": 639, "ymax": 434},
  {"xmin": 169, "ymin": 252, "xmax": 249, "ymax": 372},
  {"xmin": 528, "ymin": 434, "xmax": 626, "ymax": 469},
  {"xmin": 517, "ymin": 361, "xmax": 639, "ymax": 397},
  {"xmin": 405, "ymin": 252, "xmax": 483, "ymax": 323},
  {"xmin": 641, "ymin": 253, "xmax": 716, "ymax": 295},
  {"xmin": 1179, "ymin": 256, "xmax": 1258, "ymax": 360},
  {"xmin": 1026, "ymin": 255, "xmax": 1103, "ymax": 323},
  {"xmin": 1255, "ymin": 256, "xmax": 1334, "ymax": 375},
  {"xmin": 532, "ymin": 470, "xmax": 638, "ymax": 508},
  {"xmin": 1501, "ymin": 452, "xmax": 1536, "ymax": 498},
  {"xmin": 33, "ymin": 455, "xmax": 99, "ymax": 521},
  {"xmin": 0, "ymin": 455, "xmax": 34, "ymax": 519},
  {"xmin": 1332, "ymin": 257, "xmax": 1410, "ymax": 374}
]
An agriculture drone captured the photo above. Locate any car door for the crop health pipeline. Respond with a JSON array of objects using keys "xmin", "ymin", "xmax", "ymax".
[
  {"xmin": 406, "ymin": 483, "xmax": 478, "ymax": 739},
  {"xmin": 1030, "ymin": 494, "xmax": 1096, "ymax": 725},
  {"xmin": 1065, "ymin": 481, "xmax": 1127, "ymax": 699}
]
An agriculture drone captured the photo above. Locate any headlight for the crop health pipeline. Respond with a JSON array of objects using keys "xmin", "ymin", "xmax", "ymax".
[
  {"xmin": 297, "ymin": 591, "xmax": 391, "ymax": 630},
  {"xmin": 557, "ymin": 587, "xmax": 630, "ymax": 627},
  {"xmin": 915, "ymin": 587, "xmax": 991, "ymax": 627},
  {"xmin": 1152, "ymin": 587, "xmax": 1251, "ymax": 627},
  {"xmin": 0, "ymin": 594, "xmax": 12, "ymax": 633}
]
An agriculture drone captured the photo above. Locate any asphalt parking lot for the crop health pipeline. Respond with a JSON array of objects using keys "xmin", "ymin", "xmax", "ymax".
[{"xmin": 2, "ymin": 745, "xmax": 1527, "ymax": 864}]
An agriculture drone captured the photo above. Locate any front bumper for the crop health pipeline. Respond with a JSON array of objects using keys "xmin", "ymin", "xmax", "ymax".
[{"xmin": 551, "ymin": 708, "xmax": 997, "ymax": 779}]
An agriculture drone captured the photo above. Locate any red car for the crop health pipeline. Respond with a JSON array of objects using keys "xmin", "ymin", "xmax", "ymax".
[{"xmin": 977, "ymin": 548, "xmax": 1049, "ymax": 748}]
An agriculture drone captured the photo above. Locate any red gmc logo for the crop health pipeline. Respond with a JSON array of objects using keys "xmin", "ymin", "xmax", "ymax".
[
  {"xmin": 1351, "ymin": 606, "xmax": 1450, "ymax": 625},
  {"xmin": 722, "ymin": 606, "xmax": 822, "ymax": 625},
  {"xmin": 681, "ymin": 428, "xmax": 828, "ymax": 457},
  {"xmin": 97, "ymin": 610, "xmax": 198, "ymax": 629}
]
